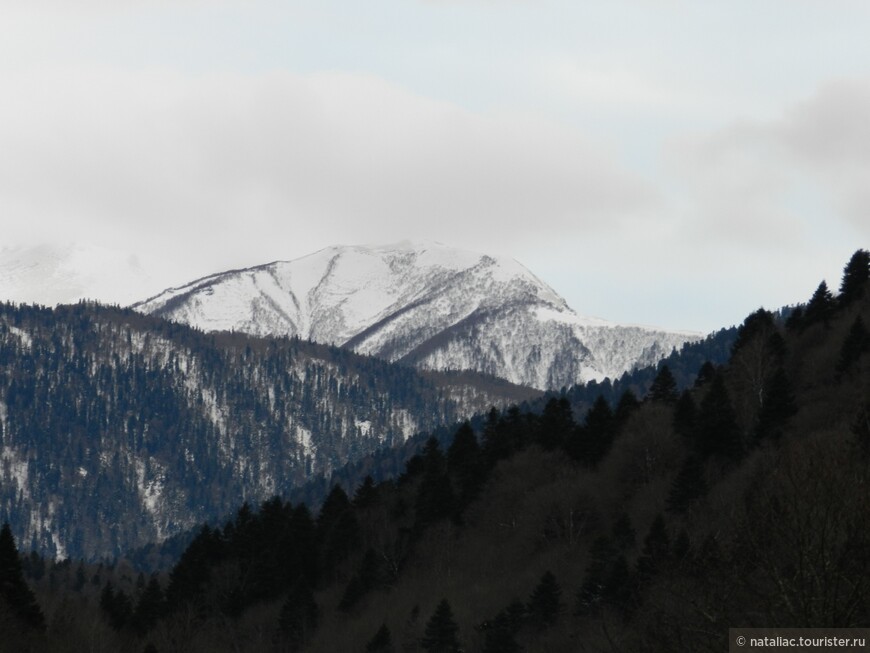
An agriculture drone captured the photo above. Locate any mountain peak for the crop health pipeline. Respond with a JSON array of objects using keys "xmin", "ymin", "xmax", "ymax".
[{"xmin": 133, "ymin": 242, "xmax": 698, "ymax": 390}]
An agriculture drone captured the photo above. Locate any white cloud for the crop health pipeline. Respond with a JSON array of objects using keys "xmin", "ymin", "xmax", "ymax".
[{"xmin": 0, "ymin": 65, "xmax": 657, "ymax": 279}]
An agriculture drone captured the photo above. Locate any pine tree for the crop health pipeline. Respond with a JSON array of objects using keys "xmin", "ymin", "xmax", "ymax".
[
  {"xmin": 421, "ymin": 436, "xmax": 447, "ymax": 477},
  {"xmin": 731, "ymin": 308, "xmax": 776, "ymax": 357},
  {"xmin": 317, "ymin": 485, "xmax": 361, "ymax": 576},
  {"xmin": 499, "ymin": 406, "xmax": 529, "ymax": 456},
  {"xmin": 353, "ymin": 475, "xmax": 378, "ymax": 509},
  {"xmin": 401, "ymin": 453, "xmax": 426, "ymax": 482},
  {"xmin": 839, "ymin": 249, "xmax": 870, "ymax": 307},
  {"xmin": 366, "ymin": 623, "xmax": 395, "ymax": 653},
  {"xmin": 527, "ymin": 570, "xmax": 563, "ymax": 628},
  {"xmin": 539, "ymin": 397, "xmax": 574, "ymax": 450},
  {"xmin": 648, "ymin": 365, "xmax": 678, "ymax": 403},
  {"xmin": 338, "ymin": 549, "xmax": 382, "ymax": 611},
  {"xmin": 132, "ymin": 575, "xmax": 165, "ymax": 634},
  {"xmin": 482, "ymin": 406, "xmax": 510, "ymax": 465},
  {"xmin": 0, "ymin": 522, "xmax": 44, "ymax": 631},
  {"xmin": 614, "ymin": 389, "xmax": 640, "ymax": 425},
  {"xmin": 447, "ymin": 421, "xmax": 484, "ymax": 503},
  {"xmin": 785, "ymin": 306, "xmax": 805, "ymax": 332},
  {"xmin": 836, "ymin": 316, "xmax": 870, "ymax": 377},
  {"xmin": 166, "ymin": 524, "xmax": 225, "ymax": 610},
  {"xmin": 318, "ymin": 485, "xmax": 353, "ymax": 526},
  {"xmin": 666, "ymin": 456, "xmax": 707, "ymax": 513},
  {"xmin": 636, "ymin": 514, "xmax": 671, "ymax": 581},
  {"xmin": 672, "ymin": 390, "xmax": 697, "ymax": 440},
  {"xmin": 694, "ymin": 361, "xmax": 717, "ymax": 387},
  {"xmin": 805, "ymin": 281, "xmax": 835, "ymax": 327},
  {"xmin": 571, "ymin": 395, "xmax": 615, "ymax": 466},
  {"xmin": 696, "ymin": 375, "xmax": 743, "ymax": 460},
  {"xmin": 416, "ymin": 437, "xmax": 455, "ymax": 529},
  {"xmin": 421, "ymin": 599, "xmax": 461, "ymax": 652},
  {"xmin": 754, "ymin": 367, "xmax": 797, "ymax": 441},
  {"xmin": 100, "ymin": 581, "xmax": 132, "ymax": 631}
]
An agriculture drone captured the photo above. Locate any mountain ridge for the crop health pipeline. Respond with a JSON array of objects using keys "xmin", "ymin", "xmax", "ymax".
[{"xmin": 133, "ymin": 241, "xmax": 699, "ymax": 390}]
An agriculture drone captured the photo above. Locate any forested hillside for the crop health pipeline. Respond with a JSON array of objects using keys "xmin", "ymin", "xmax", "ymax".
[
  {"xmin": 3, "ymin": 249, "xmax": 869, "ymax": 652},
  {"xmin": 278, "ymin": 323, "xmax": 739, "ymax": 514},
  {"xmin": 0, "ymin": 304, "xmax": 537, "ymax": 561}
]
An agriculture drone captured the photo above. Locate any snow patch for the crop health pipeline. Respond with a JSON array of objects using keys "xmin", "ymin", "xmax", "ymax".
[
  {"xmin": 51, "ymin": 534, "xmax": 66, "ymax": 560},
  {"xmin": 297, "ymin": 426, "xmax": 314, "ymax": 456},
  {"xmin": 1, "ymin": 446, "xmax": 29, "ymax": 500},
  {"xmin": 135, "ymin": 458, "xmax": 167, "ymax": 541},
  {"xmin": 6, "ymin": 325, "xmax": 32, "ymax": 349},
  {"xmin": 392, "ymin": 409, "xmax": 417, "ymax": 442},
  {"xmin": 354, "ymin": 419, "xmax": 372, "ymax": 437}
]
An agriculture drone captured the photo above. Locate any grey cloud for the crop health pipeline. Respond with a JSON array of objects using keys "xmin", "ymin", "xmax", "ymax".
[
  {"xmin": 668, "ymin": 77, "xmax": 870, "ymax": 247},
  {"xmin": 668, "ymin": 123, "xmax": 803, "ymax": 248},
  {"xmin": 0, "ymin": 67, "xmax": 659, "ymax": 272},
  {"xmin": 779, "ymin": 79, "xmax": 870, "ymax": 166},
  {"xmin": 776, "ymin": 79, "xmax": 870, "ymax": 229}
]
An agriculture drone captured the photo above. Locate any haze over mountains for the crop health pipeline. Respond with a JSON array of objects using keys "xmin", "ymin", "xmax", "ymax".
[
  {"xmin": 0, "ymin": 243, "xmax": 161, "ymax": 307},
  {"xmin": 133, "ymin": 241, "xmax": 699, "ymax": 390}
]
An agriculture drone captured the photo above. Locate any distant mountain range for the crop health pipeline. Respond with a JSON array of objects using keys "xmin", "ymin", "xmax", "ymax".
[
  {"xmin": 133, "ymin": 241, "xmax": 699, "ymax": 390},
  {"xmin": 0, "ymin": 240, "xmax": 701, "ymax": 559}
]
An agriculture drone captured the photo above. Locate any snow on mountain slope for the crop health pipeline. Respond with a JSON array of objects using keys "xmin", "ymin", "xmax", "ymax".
[{"xmin": 134, "ymin": 241, "xmax": 700, "ymax": 390}]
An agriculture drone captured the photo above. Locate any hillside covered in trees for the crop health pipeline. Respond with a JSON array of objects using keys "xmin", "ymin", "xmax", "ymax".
[
  {"xmin": 0, "ymin": 304, "xmax": 538, "ymax": 561},
  {"xmin": 2, "ymin": 249, "xmax": 869, "ymax": 652}
]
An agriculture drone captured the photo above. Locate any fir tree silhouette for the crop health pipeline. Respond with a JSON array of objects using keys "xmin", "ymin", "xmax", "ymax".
[
  {"xmin": 805, "ymin": 281, "xmax": 835, "ymax": 327},
  {"xmin": 421, "ymin": 599, "xmax": 461, "ymax": 652},
  {"xmin": 0, "ymin": 522, "xmax": 45, "ymax": 631},
  {"xmin": 839, "ymin": 249, "xmax": 870, "ymax": 307},
  {"xmin": 648, "ymin": 365, "xmax": 678, "ymax": 403},
  {"xmin": 527, "ymin": 570, "xmax": 563, "ymax": 628},
  {"xmin": 366, "ymin": 622, "xmax": 395, "ymax": 653}
]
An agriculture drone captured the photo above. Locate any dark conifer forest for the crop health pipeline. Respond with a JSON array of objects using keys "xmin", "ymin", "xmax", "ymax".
[
  {"xmin": 2, "ymin": 249, "xmax": 870, "ymax": 652},
  {"xmin": 0, "ymin": 304, "xmax": 537, "ymax": 561}
]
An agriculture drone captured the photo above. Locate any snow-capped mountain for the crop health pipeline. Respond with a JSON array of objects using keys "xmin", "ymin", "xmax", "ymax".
[{"xmin": 134, "ymin": 242, "xmax": 699, "ymax": 390}]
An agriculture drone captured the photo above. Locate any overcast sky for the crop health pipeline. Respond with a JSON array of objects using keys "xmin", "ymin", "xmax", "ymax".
[{"xmin": 1, "ymin": 1, "xmax": 869, "ymax": 332}]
